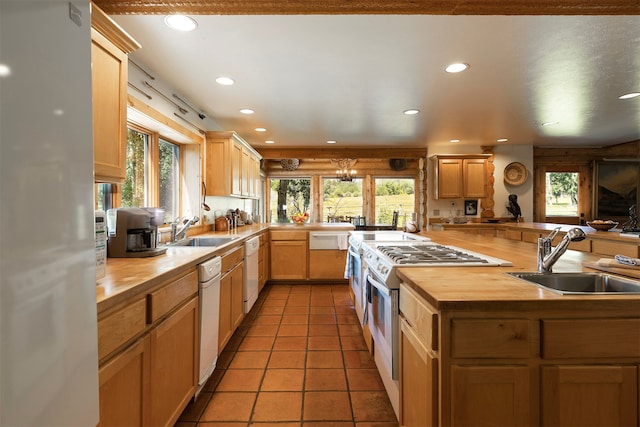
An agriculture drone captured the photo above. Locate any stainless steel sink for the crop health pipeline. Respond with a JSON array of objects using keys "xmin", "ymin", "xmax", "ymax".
[
  {"xmin": 507, "ymin": 272, "xmax": 640, "ymax": 295},
  {"xmin": 168, "ymin": 236, "xmax": 239, "ymax": 247}
]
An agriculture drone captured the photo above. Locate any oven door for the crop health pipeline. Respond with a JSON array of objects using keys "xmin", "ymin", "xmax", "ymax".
[
  {"xmin": 365, "ymin": 268, "xmax": 399, "ymax": 380},
  {"xmin": 348, "ymin": 246, "xmax": 365, "ymax": 324}
]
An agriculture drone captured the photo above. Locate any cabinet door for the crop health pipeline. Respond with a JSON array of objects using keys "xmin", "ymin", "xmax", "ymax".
[
  {"xmin": 400, "ymin": 316, "xmax": 438, "ymax": 427},
  {"xmin": 270, "ymin": 240, "xmax": 308, "ymax": 279},
  {"xmin": 309, "ymin": 249, "xmax": 347, "ymax": 279},
  {"xmin": 149, "ymin": 297, "xmax": 198, "ymax": 427},
  {"xmin": 231, "ymin": 263, "xmax": 245, "ymax": 329},
  {"xmin": 98, "ymin": 337, "xmax": 149, "ymax": 427},
  {"xmin": 241, "ymin": 147, "xmax": 251, "ymax": 196},
  {"xmin": 450, "ymin": 365, "xmax": 531, "ymax": 427},
  {"xmin": 463, "ymin": 158, "xmax": 487, "ymax": 198},
  {"xmin": 218, "ymin": 271, "xmax": 233, "ymax": 350},
  {"xmin": 204, "ymin": 137, "xmax": 230, "ymax": 196},
  {"xmin": 542, "ymin": 365, "xmax": 638, "ymax": 427},
  {"xmin": 437, "ymin": 158, "xmax": 463, "ymax": 198},
  {"xmin": 231, "ymin": 142, "xmax": 242, "ymax": 196},
  {"xmin": 91, "ymin": 29, "xmax": 128, "ymax": 183}
]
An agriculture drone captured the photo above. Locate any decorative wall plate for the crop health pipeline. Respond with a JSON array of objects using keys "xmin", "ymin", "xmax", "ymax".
[
  {"xmin": 504, "ymin": 162, "xmax": 527, "ymax": 186},
  {"xmin": 281, "ymin": 158, "xmax": 300, "ymax": 171}
]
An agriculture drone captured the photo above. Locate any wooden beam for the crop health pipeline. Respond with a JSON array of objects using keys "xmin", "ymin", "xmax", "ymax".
[
  {"xmin": 94, "ymin": 0, "xmax": 639, "ymax": 15},
  {"xmin": 256, "ymin": 147, "xmax": 427, "ymax": 160}
]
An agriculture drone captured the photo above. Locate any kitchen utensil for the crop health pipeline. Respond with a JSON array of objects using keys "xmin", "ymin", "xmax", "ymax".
[
  {"xmin": 201, "ymin": 182, "xmax": 210, "ymax": 211},
  {"xmin": 215, "ymin": 216, "xmax": 229, "ymax": 231}
]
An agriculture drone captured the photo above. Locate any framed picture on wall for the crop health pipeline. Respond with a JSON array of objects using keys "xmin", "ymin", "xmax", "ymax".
[
  {"xmin": 594, "ymin": 161, "xmax": 639, "ymax": 221},
  {"xmin": 464, "ymin": 200, "xmax": 478, "ymax": 216}
]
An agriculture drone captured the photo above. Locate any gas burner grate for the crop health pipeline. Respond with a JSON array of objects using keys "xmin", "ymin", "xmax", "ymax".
[{"xmin": 377, "ymin": 244, "xmax": 489, "ymax": 264}]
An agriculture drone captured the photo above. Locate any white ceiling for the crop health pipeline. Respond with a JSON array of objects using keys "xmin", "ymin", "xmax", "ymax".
[{"xmin": 113, "ymin": 14, "xmax": 640, "ymax": 149}]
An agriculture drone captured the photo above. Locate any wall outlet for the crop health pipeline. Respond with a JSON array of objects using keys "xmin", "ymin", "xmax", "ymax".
[
  {"xmin": 449, "ymin": 201, "xmax": 457, "ymax": 207},
  {"xmin": 433, "ymin": 209, "xmax": 440, "ymax": 216}
]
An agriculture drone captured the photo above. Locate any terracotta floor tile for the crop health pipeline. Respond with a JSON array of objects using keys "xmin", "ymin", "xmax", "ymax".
[
  {"xmin": 238, "ymin": 336, "xmax": 275, "ymax": 351},
  {"xmin": 277, "ymin": 324, "xmax": 309, "ymax": 336},
  {"xmin": 290, "ymin": 286, "xmax": 311, "ymax": 294},
  {"xmin": 305, "ymin": 423, "xmax": 354, "ymax": 427},
  {"xmin": 246, "ymin": 324, "xmax": 279, "ymax": 336},
  {"xmin": 284, "ymin": 305, "xmax": 309, "ymax": 315},
  {"xmin": 338, "ymin": 324, "xmax": 363, "ymax": 336},
  {"xmin": 336, "ymin": 305, "xmax": 356, "ymax": 314},
  {"xmin": 253, "ymin": 314, "xmax": 282, "ymax": 325},
  {"xmin": 346, "ymin": 369, "xmax": 385, "ymax": 391},
  {"xmin": 258, "ymin": 305, "xmax": 285, "ymax": 315},
  {"xmin": 228, "ymin": 351, "xmax": 270, "ymax": 369},
  {"xmin": 266, "ymin": 292, "xmax": 290, "ymax": 300},
  {"xmin": 287, "ymin": 297, "xmax": 310, "ymax": 306},
  {"xmin": 337, "ymin": 314, "xmax": 360, "ymax": 324},
  {"xmin": 201, "ymin": 422, "xmax": 248, "ymax": 426},
  {"xmin": 305, "ymin": 369, "xmax": 347, "ymax": 391},
  {"xmin": 273, "ymin": 336, "xmax": 308, "ymax": 351},
  {"xmin": 200, "ymin": 392, "xmax": 256, "ymax": 422},
  {"xmin": 262, "ymin": 298, "xmax": 287, "ymax": 307},
  {"xmin": 303, "ymin": 391, "xmax": 352, "ymax": 421},
  {"xmin": 251, "ymin": 423, "xmax": 300, "ymax": 427},
  {"xmin": 216, "ymin": 369, "xmax": 264, "ymax": 392},
  {"xmin": 341, "ymin": 335, "xmax": 368, "ymax": 351},
  {"xmin": 252, "ymin": 391, "xmax": 303, "ymax": 422},
  {"xmin": 306, "ymin": 351, "xmax": 344, "ymax": 369},
  {"xmin": 310, "ymin": 297, "xmax": 334, "ymax": 307},
  {"xmin": 350, "ymin": 391, "xmax": 397, "ymax": 422},
  {"xmin": 281, "ymin": 314, "xmax": 309, "ymax": 324},
  {"xmin": 309, "ymin": 314, "xmax": 337, "ymax": 324},
  {"xmin": 268, "ymin": 350, "xmax": 307, "ymax": 369},
  {"xmin": 261, "ymin": 368, "xmax": 304, "ymax": 391},
  {"xmin": 343, "ymin": 351, "xmax": 377, "ymax": 369},
  {"xmin": 308, "ymin": 335, "xmax": 341, "ymax": 351},
  {"xmin": 308, "ymin": 324, "xmax": 339, "ymax": 336},
  {"xmin": 354, "ymin": 422, "xmax": 399, "ymax": 427},
  {"xmin": 310, "ymin": 305, "xmax": 336, "ymax": 314}
]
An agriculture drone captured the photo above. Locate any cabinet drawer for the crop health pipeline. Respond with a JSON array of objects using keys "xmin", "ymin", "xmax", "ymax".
[
  {"xmin": 542, "ymin": 318, "xmax": 640, "ymax": 359},
  {"xmin": 270, "ymin": 230, "xmax": 307, "ymax": 241},
  {"xmin": 522, "ymin": 231, "xmax": 541, "ymax": 243},
  {"xmin": 591, "ymin": 239, "xmax": 638, "ymax": 257},
  {"xmin": 221, "ymin": 245, "xmax": 244, "ymax": 272},
  {"xmin": 98, "ymin": 298, "xmax": 146, "ymax": 361},
  {"xmin": 147, "ymin": 270, "xmax": 198, "ymax": 323},
  {"xmin": 400, "ymin": 283, "xmax": 438, "ymax": 351},
  {"xmin": 505, "ymin": 230, "xmax": 522, "ymax": 241},
  {"xmin": 452, "ymin": 319, "xmax": 530, "ymax": 358}
]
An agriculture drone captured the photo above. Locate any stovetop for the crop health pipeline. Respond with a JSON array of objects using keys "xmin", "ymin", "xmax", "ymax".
[{"xmin": 377, "ymin": 244, "xmax": 495, "ymax": 265}]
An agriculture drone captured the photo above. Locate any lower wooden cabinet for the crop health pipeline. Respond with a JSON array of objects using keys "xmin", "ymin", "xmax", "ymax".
[
  {"xmin": 309, "ymin": 249, "xmax": 347, "ymax": 279},
  {"xmin": 98, "ymin": 337, "xmax": 149, "ymax": 427},
  {"xmin": 270, "ymin": 240, "xmax": 307, "ymax": 279},
  {"xmin": 218, "ymin": 245, "xmax": 245, "ymax": 351},
  {"xmin": 149, "ymin": 297, "xmax": 198, "ymax": 427},
  {"xmin": 542, "ymin": 365, "xmax": 638, "ymax": 427}
]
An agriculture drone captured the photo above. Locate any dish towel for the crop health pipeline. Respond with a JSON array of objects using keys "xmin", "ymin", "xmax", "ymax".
[
  {"xmin": 344, "ymin": 250, "xmax": 352, "ymax": 279},
  {"xmin": 337, "ymin": 234, "xmax": 348, "ymax": 250},
  {"xmin": 615, "ymin": 254, "xmax": 640, "ymax": 266}
]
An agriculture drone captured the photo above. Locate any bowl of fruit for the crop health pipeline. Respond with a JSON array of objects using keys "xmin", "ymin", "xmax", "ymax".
[
  {"xmin": 586, "ymin": 219, "xmax": 618, "ymax": 231},
  {"xmin": 291, "ymin": 213, "xmax": 309, "ymax": 224}
]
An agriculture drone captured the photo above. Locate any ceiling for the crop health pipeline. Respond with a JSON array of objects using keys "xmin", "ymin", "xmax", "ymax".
[{"xmin": 111, "ymin": 12, "xmax": 640, "ymax": 149}]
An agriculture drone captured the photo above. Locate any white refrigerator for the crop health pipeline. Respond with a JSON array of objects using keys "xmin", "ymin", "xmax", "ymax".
[{"xmin": 1, "ymin": 1, "xmax": 100, "ymax": 425}]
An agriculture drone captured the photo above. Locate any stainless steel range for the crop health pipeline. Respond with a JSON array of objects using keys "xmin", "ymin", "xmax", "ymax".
[{"xmin": 361, "ymin": 240, "xmax": 512, "ymax": 418}]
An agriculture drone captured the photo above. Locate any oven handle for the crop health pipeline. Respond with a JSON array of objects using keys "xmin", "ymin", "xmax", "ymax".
[
  {"xmin": 366, "ymin": 270, "xmax": 391, "ymax": 297},
  {"xmin": 348, "ymin": 247, "xmax": 359, "ymax": 258}
]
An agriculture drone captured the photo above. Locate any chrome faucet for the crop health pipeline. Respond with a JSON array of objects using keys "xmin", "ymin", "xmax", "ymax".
[
  {"xmin": 172, "ymin": 216, "xmax": 200, "ymax": 242},
  {"xmin": 537, "ymin": 227, "xmax": 586, "ymax": 272}
]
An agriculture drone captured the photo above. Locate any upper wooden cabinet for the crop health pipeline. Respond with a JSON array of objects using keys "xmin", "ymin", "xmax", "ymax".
[
  {"xmin": 431, "ymin": 154, "xmax": 490, "ymax": 199},
  {"xmin": 91, "ymin": 3, "xmax": 140, "ymax": 183},
  {"xmin": 205, "ymin": 131, "xmax": 262, "ymax": 198}
]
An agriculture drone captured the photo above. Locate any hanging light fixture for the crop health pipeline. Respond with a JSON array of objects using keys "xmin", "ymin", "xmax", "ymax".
[{"xmin": 331, "ymin": 159, "xmax": 357, "ymax": 182}]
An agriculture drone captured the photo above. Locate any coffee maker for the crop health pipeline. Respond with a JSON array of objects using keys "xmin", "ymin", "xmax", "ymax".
[{"xmin": 106, "ymin": 207, "xmax": 167, "ymax": 258}]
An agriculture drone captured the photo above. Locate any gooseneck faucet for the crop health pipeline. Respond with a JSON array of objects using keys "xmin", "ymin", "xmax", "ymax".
[
  {"xmin": 172, "ymin": 216, "xmax": 200, "ymax": 242},
  {"xmin": 537, "ymin": 227, "xmax": 586, "ymax": 272}
]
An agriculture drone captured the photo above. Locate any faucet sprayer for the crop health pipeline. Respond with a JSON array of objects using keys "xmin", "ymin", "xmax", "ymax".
[{"xmin": 537, "ymin": 227, "xmax": 586, "ymax": 273}]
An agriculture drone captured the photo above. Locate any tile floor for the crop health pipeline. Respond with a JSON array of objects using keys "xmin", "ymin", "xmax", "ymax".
[{"xmin": 176, "ymin": 283, "xmax": 399, "ymax": 427}]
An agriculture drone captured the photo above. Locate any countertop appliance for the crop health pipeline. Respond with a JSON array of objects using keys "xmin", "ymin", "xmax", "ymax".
[
  {"xmin": 361, "ymin": 240, "xmax": 511, "ymax": 419},
  {"xmin": 106, "ymin": 207, "xmax": 167, "ymax": 258},
  {"xmin": 244, "ymin": 236, "xmax": 260, "ymax": 313},
  {"xmin": 2, "ymin": 2, "xmax": 100, "ymax": 424},
  {"xmin": 197, "ymin": 256, "xmax": 222, "ymax": 397}
]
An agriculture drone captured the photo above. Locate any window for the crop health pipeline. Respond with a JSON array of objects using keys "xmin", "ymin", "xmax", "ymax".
[
  {"xmin": 374, "ymin": 178, "xmax": 415, "ymax": 228},
  {"xmin": 322, "ymin": 178, "xmax": 363, "ymax": 222},
  {"xmin": 158, "ymin": 139, "xmax": 179, "ymax": 221},
  {"xmin": 122, "ymin": 127, "xmax": 150, "ymax": 208},
  {"xmin": 545, "ymin": 172, "xmax": 578, "ymax": 217},
  {"xmin": 269, "ymin": 178, "xmax": 311, "ymax": 223}
]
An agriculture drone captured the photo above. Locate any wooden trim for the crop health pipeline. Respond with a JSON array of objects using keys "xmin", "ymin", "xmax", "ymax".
[
  {"xmin": 91, "ymin": 2, "xmax": 141, "ymax": 53},
  {"xmin": 128, "ymin": 95, "xmax": 205, "ymax": 144},
  {"xmin": 93, "ymin": 0, "xmax": 640, "ymax": 15},
  {"xmin": 258, "ymin": 147, "xmax": 426, "ymax": 160}
]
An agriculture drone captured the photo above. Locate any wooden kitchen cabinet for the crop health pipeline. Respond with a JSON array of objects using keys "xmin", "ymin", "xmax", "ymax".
[
  {"xmin": 431, "ymin": 155, "xmax": 490, "ymax": 199},
  {"xmin": 91, "ymin": 4, "xmax": 139, "ymax": 183},
  {"xmin": 270, "ymin": 230, "xmax": 308, "ymax": 280},
  {"xmin": 258, "ymin": 231, "xmax": 269, "ymax": 291},
  {"xmin": 204, "ymin": 131, "xmax": 262, "ymax": 198},
  {"xmin": 218, "ymin": 245, "xmax": 245, "ymax": 350},
  {"xmin": 309, "ymin": 249, "xmax": 347, "ymax": 279}
]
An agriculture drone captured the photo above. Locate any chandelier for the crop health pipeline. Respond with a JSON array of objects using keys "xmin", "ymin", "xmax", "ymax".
[{"xmin": 331, "ymin": 159, "xmax": 357, "ymax": 182}]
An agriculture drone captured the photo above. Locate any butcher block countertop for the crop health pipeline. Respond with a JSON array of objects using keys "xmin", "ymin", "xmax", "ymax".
[{"xmin": 397, "ymin": 229, "xmax": 640, "ymax": 312}]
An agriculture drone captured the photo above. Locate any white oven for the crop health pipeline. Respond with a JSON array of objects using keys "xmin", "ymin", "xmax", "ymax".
[
  {"xmin": 348, "ymin": 244, "xmax": 365, "ymax": 323},
  {"xmin": 365, "ymin": 266, "xmax": 399, "ymax": 377}
]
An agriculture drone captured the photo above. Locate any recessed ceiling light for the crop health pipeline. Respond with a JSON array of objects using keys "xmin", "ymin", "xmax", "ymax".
[
  {"xmin": 450, "ymin": 139, "xmax": 461, "ymax": 143},
  {"xmin": 445, "ymin": 63, "xmax": 469, "ymax": 73},
  {"xmin": 403, "ymin": 109, "xmax": 420, "ymax": 115},
  {"xmin": 240, "ymin": 109, "xmax": 255, "ymax": 114},
  {"xmin": 164, "ymin": 15, "xmax": 198, "ymax": 32},
  {"xmin": 0, "ymin": 64, "xmax": 11, "ymax": 77},
  {"xmin": 541, "ymin": 121, "xmax": 559, "ymax": 126},
  {"xmin": 326, "ymin": 140, "xmax": 337, "ymax": 144},
  {"xmin": 215, "ymin": 76, "xmax": 234, "ymax": 86},
  {"xmin": 265, "ymin": 140, "xmax": 275, "ymax": 144},
  {"xmin": 619, "ymin": 92, "xmax": 640, "ymax": 100},
  {"xmin": 497, "ymin": 138, "xmax": 509, "ymax": 142},
  {"xmin": 255, "ymin": 127, "xmax": 266, "ymax": 132}
]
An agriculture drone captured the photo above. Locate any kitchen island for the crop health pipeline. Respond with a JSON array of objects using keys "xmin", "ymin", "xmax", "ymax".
[{"xmin": 396, "ymin": 229, "xmax": 640, "ymax": 427}]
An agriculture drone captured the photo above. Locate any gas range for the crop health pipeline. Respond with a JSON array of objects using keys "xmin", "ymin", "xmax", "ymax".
[
  {"xmin": 348, "ymin": 230, "xmax": 430, "ymax": 253},
  {"xmin": 362, "ymin": 241, "xmax": 512, "ymax": 288}
]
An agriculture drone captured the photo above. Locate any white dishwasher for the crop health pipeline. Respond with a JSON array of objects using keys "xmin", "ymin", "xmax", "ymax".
[
  {"xmin": 197, "ymin": 256, "xmax": 221, "ymax": 397},
  {"xmin": 244, "ymin": 236, "xmax": 260, "ymax": 313}
]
